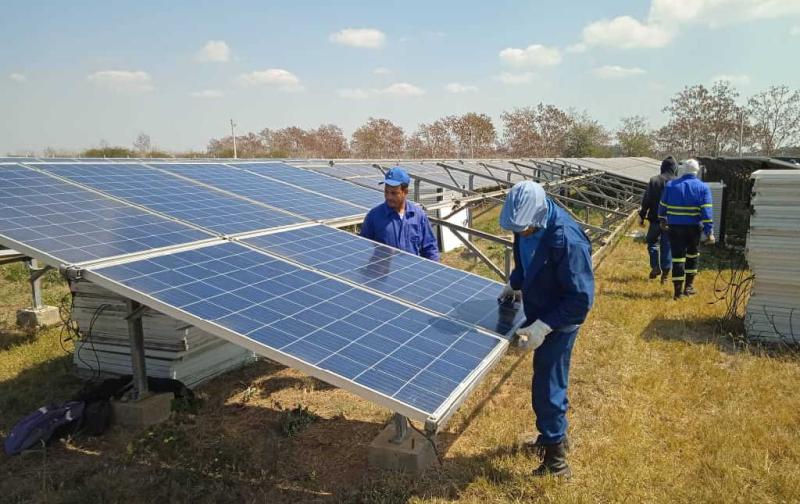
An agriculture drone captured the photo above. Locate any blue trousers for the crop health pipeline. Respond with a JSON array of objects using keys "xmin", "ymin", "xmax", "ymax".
[
  {"xmin": 533, "ymin": 327, "xmax": 578, "ymax": 444},
  {"xmin": 646, "ymin": 220, "xmax": 672, "ymax": 272}
]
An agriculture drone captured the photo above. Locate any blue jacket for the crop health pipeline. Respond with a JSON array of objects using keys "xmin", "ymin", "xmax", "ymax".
[
  {"xmin": 509, "ymin": 204, "xmax": 594, "ymax": 330},
  {"xmin": 658, "ymin": 174, "xmax": 713, "ymax": 234},
  {"xmin": 360, "ymin": 200, "xmax": 440, "ymax": 260}
]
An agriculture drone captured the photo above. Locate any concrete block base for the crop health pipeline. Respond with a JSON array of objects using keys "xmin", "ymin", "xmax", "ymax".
[
  {"xmin": 111, "ymin": 392, "xmax": 173, "ymax": 429},
  {"xmin": 368, "ymin": 422, "xmax": 437, "ymax": 474},
  {"xmin": 16, "ymin": 305, "xmax": 61, "ymax": 329}
]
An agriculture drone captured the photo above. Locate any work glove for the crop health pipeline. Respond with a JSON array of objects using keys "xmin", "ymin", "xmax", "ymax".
[
  {"xmin": 701, "ymin": 231, "xmax": 716, "ymax": 245},
  {"xmin": 497, "ymin": 282, "xmax": 519, "ymax": 303},
  {"xmin": 516, "ymin": 320, "xmax": 552, "ymax": 350}
]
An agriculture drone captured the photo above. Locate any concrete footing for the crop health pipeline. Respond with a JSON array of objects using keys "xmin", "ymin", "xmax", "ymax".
[
  {"xmin": 16, "ymin": 305, "xmax": 61, "ymax": 329},
  {"xmin": 111, "ymin": 392, "xmax": 173, "ymax": 429},
  {"xmin": 368, "ymin": 422, "xmax": 437, "ymax": 474}
]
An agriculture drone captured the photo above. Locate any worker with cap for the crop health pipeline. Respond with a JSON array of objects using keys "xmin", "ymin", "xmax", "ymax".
[
  {"xmin": 497, "ymin": 181, "xmax": 594, "ymax": 478},
  {"xmin": 639, "ymin": 156, "xmax": 678, "ymax": 283},
  {"xmin": 360, "ymin": 167, "xmax": 440, "ymax": 261},
  {"xmin": 658, "ymin": 159, "xmax": 715, "ymax": 300}
]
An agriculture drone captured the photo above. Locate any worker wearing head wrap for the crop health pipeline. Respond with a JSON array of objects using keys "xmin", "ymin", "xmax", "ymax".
[
  {"xmin": 498, "ymin": 181, "xmax": 594, "ymax": 478},
  {"xmin": 639, "ymin": 156, "xmax": 678, "ymax": 283},
  {"xmin": 658, "ymin": 159, "xmax": 715, "ymax": 299}
]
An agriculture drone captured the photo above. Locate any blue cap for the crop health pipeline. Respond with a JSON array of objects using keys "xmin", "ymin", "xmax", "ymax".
[{"xmin": 381, "ymin": 167, "xmax": 410, "ymax": 186}]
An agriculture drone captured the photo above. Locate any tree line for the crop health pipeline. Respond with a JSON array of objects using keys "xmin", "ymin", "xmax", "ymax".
[{"xmin": 50, "ymin": 82, "xmax": 800, "ymax": 160}]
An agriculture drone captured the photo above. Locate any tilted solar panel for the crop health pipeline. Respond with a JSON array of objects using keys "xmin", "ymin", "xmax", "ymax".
[
  {"xmin": 85, "ymin": 241, "xmax": 506, "ymax": 425},
  {"xmin": 243, "ymin": 225, "xmax": 524, "ymax": 337},
  {"xmin": 232, "ymin": 162, "xmax": 384, "ymax": 210},
  {"xmin": 0, "ymin": 164, "xmax": 212, "ymax": 265},
  {"xmin": 149, "ymin": 163, "xmax": 368, "ymax": 222},
  {"xmin": 32, "ymin": 163, "xmax": 302, "ymax": 235}
]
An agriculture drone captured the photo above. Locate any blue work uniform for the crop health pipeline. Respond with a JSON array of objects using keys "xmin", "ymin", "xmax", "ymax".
[
  {"xmin": 360, "ymin": 201, "xmax": 440, "ymax": 261},
  {"xmin": 658, "ymin": 173, "xmax": 713, "ymax": 284},
  {"xmin": 509, "ymin": 204, "xmax": 594, "ymax": 444}
]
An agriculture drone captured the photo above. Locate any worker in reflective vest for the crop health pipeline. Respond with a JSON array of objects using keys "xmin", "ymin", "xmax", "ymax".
[
  {"xmin": 658, "ymin": 159, "xmax": 715, "ymax": 300},
  {"xmin": 360, "ymin": 167, "xmax": 440, "ymax": 261},
  {"xmin": 497, "ymin": 181, "xmax": 594, "ymax": 478}
]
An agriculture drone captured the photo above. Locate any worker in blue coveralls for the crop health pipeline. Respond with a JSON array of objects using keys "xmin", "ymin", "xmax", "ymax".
[
  {"xmin": 658, "ymin": 159, "xmax": 715, "ymax": 300},
  {"xmin": 497, "ymin": 181, "xmax": 594, "ymax": 478},
  {"xmin": 360, "ymin": 167, "xmax": 440, "ymax": 261}
]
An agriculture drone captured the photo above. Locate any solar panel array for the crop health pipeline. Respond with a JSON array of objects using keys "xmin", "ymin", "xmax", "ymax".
[
  {"xmin": 0, "ymin": 164, "xmax": 211, "ymax": 264},
  {"xmin": 87, "ymin": 241, "xmax": 506, "ymax": 421},
  {"xmin": 244, "ymin": 225, "xmax": 523, "ymax": 337}
]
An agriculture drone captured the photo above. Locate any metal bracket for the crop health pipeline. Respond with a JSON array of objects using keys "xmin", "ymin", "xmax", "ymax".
[
  {"xmin": 389, "ymin": 413, "xmax": 410, "ymax": 444},
  {"xmin": 61, "ymin": 266, "xmax": 84, "ymax": 281},
  {"xmin": 27, "ymin": 263, "xmax": 53, "ymax": 283}
]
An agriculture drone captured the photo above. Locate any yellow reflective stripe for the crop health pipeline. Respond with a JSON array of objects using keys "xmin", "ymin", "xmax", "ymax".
[
  {"xmin": 701, "ymin": 219, "xmax": 713, "ymax": 223},
  {"xmin": 672, "ymin": 258, "xmax": 686, "ymax": 263},
  {"xmin": 661, "ymin": 202, "xmax": 701, "ymax": 210},
  {"xmin": 667, "ymin": 211, "xmax": 701, "ymax": 216},
  {"xmin": 686, "ymin": 253, "xmax": 699, "ymax": 258},
  {"xmin": 701, "ymin": 203, "xmax": 713, "ymax": 208},
  {"xmin": 685, "ymin": 269, "xmax": 698, "ymax": 274},
  {"xmin": 672, "ymin": 276, "xmax": 685, "ymax": 281}
]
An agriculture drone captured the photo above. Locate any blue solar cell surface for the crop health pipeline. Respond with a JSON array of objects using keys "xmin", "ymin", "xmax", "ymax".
[
  {"xmin": 92, "ymin": 241, "xmax": 504, "ymax": 417},
  {"xmin": 34, "ymin": 163, "xmax": 302, "ymax": 235},
  {"xmin": 232, "ymin": 162, "xmax": 384, "ymax": 210},
  {"xmin": 150, "ymin": 163, "xmax": 368, "ymax": 221},
  {"xmin": 244, "ymin": 225, "xmax": 524, "ymax": 337},
  {"xmin": 0, "ymin": 165, "xmax": 211, "ymax": 264}
]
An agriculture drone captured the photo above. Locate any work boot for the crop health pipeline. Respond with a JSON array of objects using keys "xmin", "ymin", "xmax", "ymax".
[
  {"xmin": 532, "ymin": 440, "xmax": 571, "ymax": 478},
  {"xmin": 661, "ymin": 269, "xmax": 670, "ymax": 285},
  {"xmin": 684, "ymin": 275, "xmax": 697, "ymax": 296},
  {"xmin": 519, "ymin": 433, "xmax": 571, "ymax": 458},
  {"xmin": 649, "ymin": 267, "xmax": 661, "ymax": 279},
  {"xmin": 673, "ymin": 281, "xmax": 684, "ymax": 300}
]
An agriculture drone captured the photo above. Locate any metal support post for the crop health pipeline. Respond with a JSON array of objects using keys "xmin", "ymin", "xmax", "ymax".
[
  {"xmin": 504, "ymin": 246, "xmax": 512, "ymax": 281},
  {"xmin": 390, "ymin": 413, "xmax": 410, "ymax": 444},
  {"xmin": 125, "ymin": 300, "xmax": 149, "ymax": 399},
  {"xmin": 413, "ymin": 178, "xmax": 421, "ymax": 202},
  {"xmin": 27, "ymin": 259, "xmax": 44, "ymax": 309}
]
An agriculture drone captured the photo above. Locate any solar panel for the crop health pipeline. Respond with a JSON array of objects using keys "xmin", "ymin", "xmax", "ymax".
[
  {"xmin": 32, "ymin": 163, "xmax": 303, "ymax": 235},
  {"xmin": 0, "ymin": 164, "xmax": 212, "ymax": 265},
  {"xmin": 86, "ymin": 241, "xmax": 506, "ymax": 424},
  {"xmin": 243, "ymin": 225, "xmax": 524, "ymax": 337},
  {"xmin": 232, "ymin": 162, "xmax": 384, "ymax": 209},
  {"xmin": 149, "ymin": 163, "xmax": 369, "ymax": 222}
]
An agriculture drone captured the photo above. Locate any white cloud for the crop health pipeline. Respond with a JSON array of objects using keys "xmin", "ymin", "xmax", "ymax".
[
  {"xmin": 565, "ymin": 43, "xmax": 587, "ymax": 53},
  {"xmin": 238, "ymin": 69, "xmax": 303, "ymax": 92},
  {"xmin": 593, "ymin": 65, "xmax": 647, "ymax": 79},
  {"xmin": 649, "ymin": 0, "xmax": 800, "ymax": 27},
  {"xmin": 336, "ymin": 83, "xmax": 426, "ymax": 99},
  {"xmin": 382, "ymin": 82, "xmax": 425, "ymax": 96},
  {"xmin": 791, "ymin": 25, "xmax": 800, "ymax": 36},
  {"xmin": 9, "ymin": 73, "xmax": 27, "ymax": 83},
  {"xmin": 329, "ymin": 28, "xmax": 386, "ymax": 49},
  {"xmin": 494, "ymin": 72, "xmax": 536, "ymax": 85},
  {"xmin": 337, "ymin": 88, "xmax": 371, "ymax": 99},
  {"xmin": 583, "ymin": 16, "xmax": 673, "ymax": 49},
  {"xmin": 190, "ymin": 89, "xmax": 225, "ymax": 99},
  {"xmin": 499, "ymin": 44, "xmax": 562, "ymax": 67},
  {"xmin": 445, "ymin": 83, "xmax": 478, "ymax": 93},
  {"xmin": 711, "ymin": 74, "xmax": 751, "ymax": 86},
  {"xmin": 87, "ymin": 70, "xmax": 154, "ymax": 93},
  {"xmin": 372, "ymin": 67, "xmax": 392, "ymax": 75},
  {"xmin": 195, "ymin": 40, "xmax": 231, "ymax": 62}
]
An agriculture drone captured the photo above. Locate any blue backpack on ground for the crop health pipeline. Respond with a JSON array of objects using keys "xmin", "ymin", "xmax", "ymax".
[{"xmin": 3, "ymin": 401, "xmax": 85, "ymax": 455}]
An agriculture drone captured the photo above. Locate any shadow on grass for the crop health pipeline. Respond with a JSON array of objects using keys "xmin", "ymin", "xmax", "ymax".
[{"xmin": 0, "ymin": 328, "xmax": 37, "ymax": 351}]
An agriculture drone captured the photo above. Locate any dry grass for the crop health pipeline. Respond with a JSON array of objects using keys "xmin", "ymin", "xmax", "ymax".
[{"xmin": 2, "ymin": 230, "xmax": 800, "ymax": 502}]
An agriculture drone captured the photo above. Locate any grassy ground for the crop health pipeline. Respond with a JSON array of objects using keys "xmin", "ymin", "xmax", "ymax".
[{"xmin": 2, "ymin": 228, "xmax": 800, "ymax": 502}]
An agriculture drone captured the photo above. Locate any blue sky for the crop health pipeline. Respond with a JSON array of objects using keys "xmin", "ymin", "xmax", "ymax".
[{"xmin": 1, "ymin": 0, "xmax": 799, "ymax": 154}]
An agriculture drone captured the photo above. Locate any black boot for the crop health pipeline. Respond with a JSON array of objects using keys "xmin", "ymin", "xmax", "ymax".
[
  {"xmin": 649, "ymin": 267, "xmax": 661, "ymax": 279},
  {"xmin": 684, "ymin": 274, "xmax": 697, "ymax": 296},
  {"xmin": 660, "ymin": 269, "xmax": 670, "ymax": 285},
  {"xmin": 520, "ymin": 433, "xmax": 571, "ymax": 457},
  {"xmin": 673, "ymin": 281, "xmax": 684, "ymax": 300},
  {"xmin": 532, "ymin": 440, "xmax": 571, "ymax": 478}
]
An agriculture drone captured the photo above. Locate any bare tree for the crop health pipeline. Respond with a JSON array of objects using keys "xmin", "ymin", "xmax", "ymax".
[
  {"xmin": 408, "ymin": 120, "xmax": 456, "ymax": 158},
  {"xmin": 501, "ymin": 104, "xmax": 573, "ymax": 157},
  {"xmin": 705, "ymin": 81, "xmax": 744, "ymax": 156},
  {"xmin": 747, "ymin": 85, "xmax": 800, "ymax": 155},
  {"xmin": 312, "ymin": 124, "xmax": 349, "ymax": 158},
  {"xmin": 350, "ymin": 118, "xmax": 405, "ymax": 158},
  {"xmin": 443, "ymin": 113, "xmax": 497, "ymax": 157},
  {"xmin": 133, "ymin": 133, "xmax": 151, "ymax": 156},
  {"xmin": 616, "ymin": 116, "xmax": 655, "ymax": 157},
  {"xmin": 564, "ymin": 112, "xmax": 611, "ymax": 157}
]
